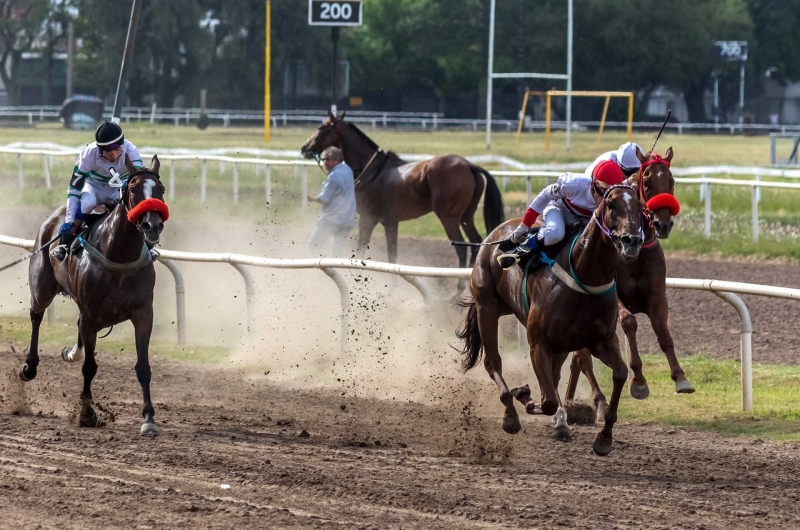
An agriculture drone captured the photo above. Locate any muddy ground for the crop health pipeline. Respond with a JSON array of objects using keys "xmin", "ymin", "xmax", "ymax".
[{"xmin": 1, "ymin": 346, "xmax": 800, "ymax": 529}]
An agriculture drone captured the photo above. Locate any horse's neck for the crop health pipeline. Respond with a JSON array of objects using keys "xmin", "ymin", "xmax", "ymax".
[
  {"xmin": 94, "ymin": 204, "xmax": 144, "ymax": 262},
  {"xmin": 568, "ymin": 220, "xmax": 617, "ymax": 286},
  {"xmin": 341, "ymin": 128, "xmax": 378, "ymax": 174}
]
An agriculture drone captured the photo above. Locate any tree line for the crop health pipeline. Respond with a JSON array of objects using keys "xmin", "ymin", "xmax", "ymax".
[{"xmin": 1, "ymin": 0, "xmax": 798, "ymax": 121}]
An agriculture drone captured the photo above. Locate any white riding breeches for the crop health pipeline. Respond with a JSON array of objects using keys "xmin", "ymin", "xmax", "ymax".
[
  {"xmin": 538, "ymin": 200, "xmax": 590, "ymax": 246},
  {"xmin": 65, "ymin": 182, "xmax": 120, "ymax": 223}
]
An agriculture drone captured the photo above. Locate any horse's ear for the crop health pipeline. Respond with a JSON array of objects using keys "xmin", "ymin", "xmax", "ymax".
[
  {"xmin": 151, "ymin": 154, "xmax": 160, "ymax": 175},
  {"xmin": 339, "ymin": 111, "xmax": 346, "ymax": 120},
  {"xmin": 635, "ymin": 146, "xmax": 647, "ymax": 164},
  {"xmin": 327, "ymin": 108, "xmax": 336, "ymax": 121},
  {"xmin": 124, "ymin": 154, "xmax": 135, "ymax": 175},
  {"xmin": 592, "ymin": 178, "xmax": 609, "ymax": 198},
  {"xmin": 664, "ymin": 147, "xmax": 673, "ymax": 163}
]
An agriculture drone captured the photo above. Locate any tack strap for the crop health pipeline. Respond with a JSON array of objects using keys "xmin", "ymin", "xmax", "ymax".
[
  {"xmin": 77, "ymin": 236, "xmax": 150, "ymax": 271},
  {"xmin": 355, "ymin": 150, "xmax": 380, "ymax": 182}
]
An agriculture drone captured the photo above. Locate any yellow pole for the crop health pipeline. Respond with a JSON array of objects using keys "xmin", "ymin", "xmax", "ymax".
[
  {"xmin": 597, "ymin": 95, "xmax": 610, "ymax": 145},
  {"xmin": 264, "ymin": 0, "xmax": 271, "ymax": 142},
  {"xmin": 515, "ymin": 88, "xmax": 530, "ymax": 144},
  {"xmin": 545, "ymin": 92, "xmax": 552, "ymax": 151},
  {"xmin": 627, "ymin": 93, "xmax": 633, "ymax": 142}
]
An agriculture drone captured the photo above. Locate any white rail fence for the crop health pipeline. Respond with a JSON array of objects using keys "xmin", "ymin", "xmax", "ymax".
[
  {"xmin": 3, "ymin": 145, "xmax": 799, "ymax": 242},
  {"xmin": 2, "ymin": 234, "xmax": 800, "ymax": 412}
]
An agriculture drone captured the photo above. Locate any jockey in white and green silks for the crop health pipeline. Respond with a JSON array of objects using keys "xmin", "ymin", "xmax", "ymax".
[{"xmin": 51, "ymin": 121, "xmax": 144, "ymax": 261}]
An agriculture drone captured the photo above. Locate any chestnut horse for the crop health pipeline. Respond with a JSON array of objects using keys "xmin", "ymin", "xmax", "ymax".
[
  {"xmin": 21, "ymin": 155, "xmax": 168, "ymax": 436},
  {"xmin": 564, "ymin": 148, "xmax": 692, "ymax": 420},
  {"xmin": 300, "ymin": 112, "xmax": 504, "ymax": 288},
  {"xmin": 457, "ymin": 182, "xmax": 644, "ymax": 455}
]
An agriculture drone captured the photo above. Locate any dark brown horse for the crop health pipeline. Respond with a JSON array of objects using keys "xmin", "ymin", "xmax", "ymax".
[
  {"xmin": 300, "ymin": 111, "xmax": 504, "ymax": 287},
  {"xmin": 564, "ymin": 148, "xmax": 692, "ymax": 420},
  {"xmin": 458, "ymin": 182, "xmax": 644, "ymax": 455},
  {"xmin": 21, "ymin": 155, "xmax": 168, "ymax": 436}
]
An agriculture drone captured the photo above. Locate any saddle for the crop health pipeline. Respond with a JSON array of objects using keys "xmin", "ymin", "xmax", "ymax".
[
  {"xmin": 502, "ymin": 223, "xmax": 586, "ymax": 273},
  {"xmin": 67, "ymin": 206, "xmax": 116, "ymax": 258}
]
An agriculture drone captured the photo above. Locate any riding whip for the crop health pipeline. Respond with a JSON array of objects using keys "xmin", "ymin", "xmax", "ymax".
[
  {"xmin": 649, "ymin": 109, "xmax": 671, "ymax": 154},
  {"xmin": 0, "ymin": 235, "xmax": 60, "ymax": 273},
  {"xmin": 451, "ymin": 239, "xmax": 510, "ymax": 248}
]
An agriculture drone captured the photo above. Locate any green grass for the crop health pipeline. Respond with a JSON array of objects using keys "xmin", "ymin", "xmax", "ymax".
[
  {"xmin": 0, "ymin": 316, "xmax": 230, "ymax": 365},
  {"xmin": 590, "ymin": 353, "xmax": 800, "ymax": 441}
]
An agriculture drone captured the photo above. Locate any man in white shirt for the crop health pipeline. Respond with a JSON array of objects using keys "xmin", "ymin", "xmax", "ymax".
[{"xmin": 307, "ymin": 146, "xmax": 357, "ymax": 257}]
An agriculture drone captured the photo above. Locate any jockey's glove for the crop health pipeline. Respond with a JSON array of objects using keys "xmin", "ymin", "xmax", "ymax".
[
  {"xmin": 510, "ymin": 223, "xmax": 531, "ymax": 244},
  {"xmin": 59, "ymin": 222, "xmax": 74, "ymax": 236}
]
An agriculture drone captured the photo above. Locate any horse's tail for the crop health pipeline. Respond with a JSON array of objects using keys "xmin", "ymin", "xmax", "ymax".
[
  {"xmin": 471, "ymin": 164, "xmax": 505, "ymax": 233},
  {"xmin": 455, "ymin": 298, "xmax": 483, "ymax": 372}
]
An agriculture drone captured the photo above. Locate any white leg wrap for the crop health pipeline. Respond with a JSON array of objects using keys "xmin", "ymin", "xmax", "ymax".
[
  {"xmin": 554, "ymin": 406, "xmax": 568, "ymax": 429},
  {"xmin": 64, "ymin": 343, "xmax": 84, "ymax": 363}
]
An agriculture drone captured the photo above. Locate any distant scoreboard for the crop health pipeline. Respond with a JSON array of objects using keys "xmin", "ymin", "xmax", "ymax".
[
  {"xmin": 308, "ymin": 0, "xmax": 363, "ymax": 26},
  {"xmin": 714, "ymin": 41, "xmax": 748, "ymax": 62}
]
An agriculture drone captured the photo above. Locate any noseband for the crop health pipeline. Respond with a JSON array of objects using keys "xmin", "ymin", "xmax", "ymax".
[
  {"xmin": 637, "ymin": 155, "xmax": 680, "ymax": 223},
  {"xmin": 125, "ymin": 169, "xmax": 170, "ymax": 224},
  {"xmin": 592, "ymin": 184, "xmax": 644, "ymax": 245}
]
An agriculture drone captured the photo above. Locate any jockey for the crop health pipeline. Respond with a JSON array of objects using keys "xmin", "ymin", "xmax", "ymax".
[
  {"xmin": 498, "ymin": 160, "xmax": 625, "ymax": 269},
  {"xmin": 51, "ymin": 121, "xmax": 145, "ymax": 261},
  {"xmin": 585, "ymin": 141, "xmax": 643, "ymax": 178}
]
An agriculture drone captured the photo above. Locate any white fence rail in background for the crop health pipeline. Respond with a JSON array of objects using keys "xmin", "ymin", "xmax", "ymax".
[
  {"xmin": 3, "ymin": 144, "xmax": 800, "ymax": 241},
  {"xmin": 3, "ymin": 234, "xmax": 800, "ymax": 412}
]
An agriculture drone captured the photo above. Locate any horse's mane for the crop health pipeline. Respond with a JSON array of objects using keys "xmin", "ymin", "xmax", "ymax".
[{"xmin": 345, "ymin": 121, "xmax": 406, "ymax": 165}]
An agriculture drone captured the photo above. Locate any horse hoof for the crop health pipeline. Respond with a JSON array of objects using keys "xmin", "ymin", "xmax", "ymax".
[
  {"xmin": 630, "ymin": 382, "xmax": 650, "ymax": 400},
  {"xmin": 675, "ymin": 380, "xmax": 696, "ymax": 394},
  {"xmin": 61, "ymin": 344, "xmax": 83, "ymax": 363},
  {"xmin": 540, "ymin": 400, "xmax": 558, "ymax": 416},
  {"xmin": 554, "ymin": 424, "xmax": 572, "ymax": 442},
  {"xmin": 79, "ymin": 410, "xmax": 99, "ymax": 428},
  {"xmin": 502, "ymin": 414, "xmax": 521, "ymax": 435},
  {"xmin": 19, "ymin": 365, "xmax": 35, "ymax": 382},
  {"xmin": 592, "ymin": 433, "xmax": 613, "ymax": 456},
  {"xmin": 525, "ymin": 401, "xmax": 539, "ymax": 415},
  {"xmin": 141, "ymin": 422, "xmax": 160, "ymax": 437}
]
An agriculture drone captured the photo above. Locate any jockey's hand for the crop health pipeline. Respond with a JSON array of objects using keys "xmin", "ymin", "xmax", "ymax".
[
  {"xmin": 510, "ymin": 223, "xmax": 530, "ymax": 244},
  {"xmin": 58, "ymin": 222, "xmax": 74, "ymax": 236}
]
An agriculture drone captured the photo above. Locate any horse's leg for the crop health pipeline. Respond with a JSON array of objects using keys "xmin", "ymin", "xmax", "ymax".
[
  {"xmin": 439, "ymin": 216, "xmax": 467, "ymax": 291},
  {"xmin": 61, "ymin": 317, "xmax": 85, "ymax": 363},
  {"xmin": 78, "ymin": 316, "xmax": 99, "ymax": 427},
  {"xmin": 383, "ymin": 221, "xmax": 399, "ymax": 264},
  {"xmin": 356, "ymin": 215, "xmax": 378, "ymax": 259},
  {"xmin": 619, "ymin": 306, "xmax": 649, "ymax": 399},
  {"xmin": 648, "ymin": 293, "xmax": 695, "ymax": 393},
  {"xmin": 131, "ymin": 305, "xmax": 159, "ymax": 436},
  {"xmin": 20, "ymin": 310, "xmax": 44, "ymax": 382},
  {"xmin": 460, "ymin": 214, "xmax": 483, "ymax": 267},
  {"xmin": 589, "ymin": 335, "xmax": 628, "ymax": 456},
  {"xmin": 569, "ymin": 349, "xmax": 609, "ymax": 423},
  {"xmin": 551, "ymin": 350, "xmax": 572, "ymax": 441},
  {"xmin": 530, "ymin": 343, "xmax": 560, "ymax": 417},
  {"xmin": 478, "ymin": 306, "xmax": 521, "ymax": 434}
]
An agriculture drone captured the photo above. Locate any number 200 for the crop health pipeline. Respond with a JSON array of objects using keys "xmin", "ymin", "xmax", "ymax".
[{"xmin": 320, "ymin": 2, "xmax": 352, "ymax": 20}]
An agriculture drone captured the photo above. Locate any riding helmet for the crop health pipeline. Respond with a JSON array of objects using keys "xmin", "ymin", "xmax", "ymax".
[
  {"xmin": 95, "ymin": 121, "xmax": 124, "ymax": 151},
  {"xmin": 592, "ymin": 160, "xmax": 624, "ymax": 186}
]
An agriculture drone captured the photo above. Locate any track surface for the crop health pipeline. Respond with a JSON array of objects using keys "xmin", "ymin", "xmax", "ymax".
[{"xmin": 2, "ymin": 346, "xmax": 800, "ymax": 529}]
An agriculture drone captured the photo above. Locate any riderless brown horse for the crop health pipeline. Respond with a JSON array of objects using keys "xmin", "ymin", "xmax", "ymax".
[
  {"xmin": 564, "ymin": 147, "xmax": 692, "ymax": 420},
  {"xmin": 300, "ymin": 111, "xmax": 505, "ymax": 288},
  {"xmin": 21, "ymin": 155, "xmax": 168, "ymax": 436},
  {"xmin": 457, "ymin": 181, "xmax": 644, "ymax": 455}
]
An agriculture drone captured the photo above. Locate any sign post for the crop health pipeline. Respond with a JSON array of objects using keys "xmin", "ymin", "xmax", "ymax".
[
  {"xmin": 308, "ymin": 0, "xmax": 362, "ymax": 112},
  {"xmin": 714, "ymin": 41, "xmax": 748, "ymax": 125}
]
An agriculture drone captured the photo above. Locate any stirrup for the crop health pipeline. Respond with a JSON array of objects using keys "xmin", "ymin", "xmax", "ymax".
[
  {"xmin": 497, "ymin": 252, "xmax": 520, "ymax": 270},
  {"xmin": 51, "ymin": 244, "xmax": 68, "ymax": 260}
]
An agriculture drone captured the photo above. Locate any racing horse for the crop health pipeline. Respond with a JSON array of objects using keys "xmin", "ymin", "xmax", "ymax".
[
  {"xmin": 563, "ymin": 148, "xmax": 691, "ymax": 420},
  {"xmin": 21, "ymin": 155, "xmax": 169, "ymax": 436},
  {"xmin": 300, "ymin": 111, "xmax": 505, "ymax": 288},
  {"xmin": 457, "ymin": 181, "xmax": 644, "ymax": 455}
]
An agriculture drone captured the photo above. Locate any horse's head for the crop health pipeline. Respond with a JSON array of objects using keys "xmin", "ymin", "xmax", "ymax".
[
  {"xmin": 124, "ymin": 154, "xmax": 169, "ymax": 246},
  {"xmin": 635, "ymin": 146, "xmax": 679, "ymax": 239},
  {"xmin": 300, "ymin": 110, "xmax": 347, "ymax": 160},
  {"xmin": 592, "ymin": 180, "xmax": 644, "ymax": 260}
]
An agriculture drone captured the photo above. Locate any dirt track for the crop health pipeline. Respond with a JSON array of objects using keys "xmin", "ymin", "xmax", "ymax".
[{"xmin": 2, "ymin": 346, "xmax": 800, "ymax": 529}]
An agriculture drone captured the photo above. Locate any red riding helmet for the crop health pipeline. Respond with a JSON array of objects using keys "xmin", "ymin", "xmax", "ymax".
[{"xmin": 592, "ymin": 160, "xmax": 624, "ymax": 186}]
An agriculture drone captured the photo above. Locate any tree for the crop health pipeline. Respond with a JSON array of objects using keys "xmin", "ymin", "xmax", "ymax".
[
  {"xmin": 0, "ymin": 0, "xmax": 49, "ymax": 104},
  {"xmin": 746, "ymin": 0, "xmax": 800, "ymax": 82}
]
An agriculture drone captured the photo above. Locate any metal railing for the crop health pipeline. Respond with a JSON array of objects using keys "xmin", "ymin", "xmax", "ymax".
[{"xmin": 3, "ymin": 233, "xmax": 800, "ymax": 411}]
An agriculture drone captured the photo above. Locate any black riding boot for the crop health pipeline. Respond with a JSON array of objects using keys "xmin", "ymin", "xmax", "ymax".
[{"xmin": 51, "ymin": 233, "xmax": 77, "ymax": 261}]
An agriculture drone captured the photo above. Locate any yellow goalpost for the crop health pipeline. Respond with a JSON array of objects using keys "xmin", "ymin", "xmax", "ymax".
[{"xmin": 515, "ymin": 90, "xmax": 634, "ymax": 149}]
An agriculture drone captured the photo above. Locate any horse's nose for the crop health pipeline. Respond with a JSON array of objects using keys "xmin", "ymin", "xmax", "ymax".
[
  {"xmin": 653, "ymin": 219, "xmax": 674, "ymax": 232},
  {"xmin": 156, "ymin": 221, "xmax": 164, "ymax": 234},
  {"xmin": 620, "ymin": 234, "xmax": 643, "ymax": 248},
  {"xmin": 141, "ymin": 221, "xmax": 152, "ymax": 232}
]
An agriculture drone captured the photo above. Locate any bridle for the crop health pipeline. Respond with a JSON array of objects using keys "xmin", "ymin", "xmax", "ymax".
[
  {"xmin": 124, "ymin": 169, "xmax": 170, "ymax": 225},
  {"xmin": 592, "ymin": 183, "xmax": 644, "ymax": 250},
  {"xmin": 636, "ymin": 154, "xmax": 680, "ymax": 225},
  {"xmin": 308, "ymin": 119, "xmax": 382, "ymax": 182}
]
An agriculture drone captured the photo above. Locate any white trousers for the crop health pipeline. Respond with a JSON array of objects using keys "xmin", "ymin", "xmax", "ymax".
[
  {"xmin": 538, "ymin": 200, "xmax": 590, "ymax": 246},
  {"xmin": 307, "ymin": 219, "xmax": 352, "ymax": 257},
  {"xmin": 65, "ymin": 182, "xmax": 120, "ymax": 223}
]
